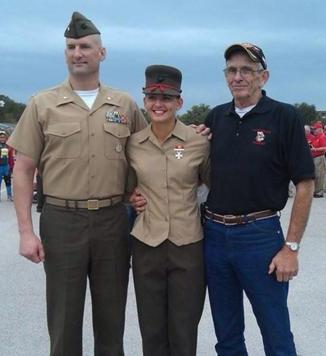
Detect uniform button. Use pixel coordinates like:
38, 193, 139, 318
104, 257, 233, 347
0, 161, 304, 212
91, 154, 95, 158
91, 175, 95, 179
236, 133, 239, 136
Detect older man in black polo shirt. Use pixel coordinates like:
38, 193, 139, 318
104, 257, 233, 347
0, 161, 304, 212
203, 43, 315, 355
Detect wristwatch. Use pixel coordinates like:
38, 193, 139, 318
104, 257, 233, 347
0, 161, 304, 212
285, 241, 300, 252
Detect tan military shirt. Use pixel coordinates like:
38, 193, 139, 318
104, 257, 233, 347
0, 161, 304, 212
127, 120, 210, 247
8, 80, 147, 199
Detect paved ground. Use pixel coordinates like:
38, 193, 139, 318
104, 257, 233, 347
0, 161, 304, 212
1, 185, 326, 355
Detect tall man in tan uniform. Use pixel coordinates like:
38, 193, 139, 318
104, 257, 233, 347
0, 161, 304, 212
8, 12, 146, 356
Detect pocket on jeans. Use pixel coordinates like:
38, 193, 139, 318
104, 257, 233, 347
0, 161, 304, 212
250, 217, 282, 234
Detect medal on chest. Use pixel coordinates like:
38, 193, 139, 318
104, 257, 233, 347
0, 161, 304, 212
174, 144, 184, 159
115, 143, 123, 153
105, 111, 127, 124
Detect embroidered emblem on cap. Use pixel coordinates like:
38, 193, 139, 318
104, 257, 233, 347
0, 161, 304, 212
105, 111, 128, 124
174, 144, 184, 159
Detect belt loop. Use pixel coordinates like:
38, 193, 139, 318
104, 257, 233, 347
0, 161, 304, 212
74, 200, 78, 210
65, 200, 69, 209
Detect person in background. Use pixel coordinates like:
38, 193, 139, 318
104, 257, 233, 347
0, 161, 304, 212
304, 124, 314, 145
0, 130, 14, 201
310, 121, 326, 197
127, 65, 210, 356
8, 11, 146, 356
203, 43, 314, 355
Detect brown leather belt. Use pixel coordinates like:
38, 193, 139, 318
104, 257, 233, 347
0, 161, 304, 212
45, 196, 123, 210
204, 208, 278, 226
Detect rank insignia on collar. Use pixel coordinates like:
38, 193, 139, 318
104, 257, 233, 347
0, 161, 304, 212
174, 144, 184, 159
105, 111, 127, 124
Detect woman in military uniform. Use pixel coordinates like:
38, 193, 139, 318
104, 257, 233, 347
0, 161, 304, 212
127, 65, 210, 356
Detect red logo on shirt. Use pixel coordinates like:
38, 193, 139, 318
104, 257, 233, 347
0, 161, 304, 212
252, 128, 271, 145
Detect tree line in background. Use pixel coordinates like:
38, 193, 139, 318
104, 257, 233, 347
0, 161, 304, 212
0, 94, 324, 128
0, 95, 26, 124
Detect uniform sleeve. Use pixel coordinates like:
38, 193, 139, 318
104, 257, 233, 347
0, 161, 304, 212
7, 97, 44, 164
129, 101, 147, 134
125, 140, 138, 194
125, 166, 137, 194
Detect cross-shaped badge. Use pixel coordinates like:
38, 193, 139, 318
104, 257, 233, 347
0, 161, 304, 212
174, 145, 184, 159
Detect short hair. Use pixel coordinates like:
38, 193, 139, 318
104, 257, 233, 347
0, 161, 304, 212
65, 34, 103, 47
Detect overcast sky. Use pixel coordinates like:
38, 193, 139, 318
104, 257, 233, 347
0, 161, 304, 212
1, 0, 325, 113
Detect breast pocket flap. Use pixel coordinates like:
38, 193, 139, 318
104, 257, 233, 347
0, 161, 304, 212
103, 123, 130, 138
46, 123, 81, 138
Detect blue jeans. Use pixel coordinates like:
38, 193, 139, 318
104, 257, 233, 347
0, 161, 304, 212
204, 216, 297, 356
0, 164, 12, 198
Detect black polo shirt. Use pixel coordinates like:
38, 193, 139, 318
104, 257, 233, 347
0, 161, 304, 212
205, 92, 315, 215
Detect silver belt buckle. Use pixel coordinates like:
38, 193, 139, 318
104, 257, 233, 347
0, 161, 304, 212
87, 199, 99, 210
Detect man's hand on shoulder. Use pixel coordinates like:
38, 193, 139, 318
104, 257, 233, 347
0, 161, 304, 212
268, 246, 298, 282
20, 232, 45, 263
190, 124, 212, 140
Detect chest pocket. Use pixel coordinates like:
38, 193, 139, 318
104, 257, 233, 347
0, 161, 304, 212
45, 122, 81, 158
103, 122, 130, 159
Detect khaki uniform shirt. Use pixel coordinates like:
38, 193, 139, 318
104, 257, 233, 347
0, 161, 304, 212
127, 120, 210, 247
8, 80, 146, 199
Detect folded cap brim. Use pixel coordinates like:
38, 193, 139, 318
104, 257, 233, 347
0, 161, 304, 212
143, 87, 181, 96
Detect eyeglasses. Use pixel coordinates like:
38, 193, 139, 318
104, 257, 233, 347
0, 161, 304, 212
223, 66, 264, 78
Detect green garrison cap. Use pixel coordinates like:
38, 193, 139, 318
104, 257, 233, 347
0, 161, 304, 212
143, 65, 182, 96
64, 12, 100, 39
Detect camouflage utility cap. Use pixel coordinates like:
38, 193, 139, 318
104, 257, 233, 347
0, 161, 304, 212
64, 11, 100, 39
143, 65, 182, 96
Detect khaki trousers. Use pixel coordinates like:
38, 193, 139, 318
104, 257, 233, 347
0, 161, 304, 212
131, 238, 206, 356
313, 155, 326, 195
40, 202, 130, 356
